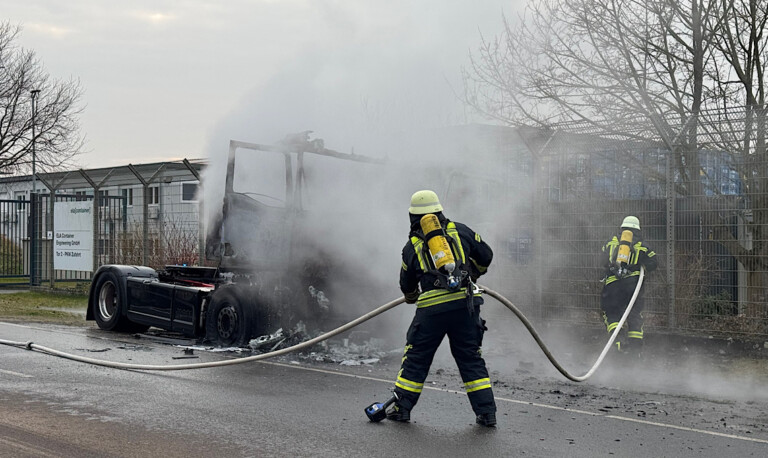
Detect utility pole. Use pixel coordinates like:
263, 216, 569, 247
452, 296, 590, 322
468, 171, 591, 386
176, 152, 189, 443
30, 89, 41, 194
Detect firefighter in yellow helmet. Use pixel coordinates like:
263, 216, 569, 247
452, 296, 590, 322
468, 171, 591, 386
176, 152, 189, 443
386, 190, 497, 426
601, 216, 657, 356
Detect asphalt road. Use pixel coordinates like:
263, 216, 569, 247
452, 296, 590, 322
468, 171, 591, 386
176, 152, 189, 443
1, 319, 767, 458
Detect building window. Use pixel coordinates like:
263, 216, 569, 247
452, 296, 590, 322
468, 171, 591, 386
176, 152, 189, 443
182, 182, 198, 202
74, 190, 88, 202
15, 192, 25, 210
122, 188, 134, 206
148, 186, 159, 205
98, 190, 109, 207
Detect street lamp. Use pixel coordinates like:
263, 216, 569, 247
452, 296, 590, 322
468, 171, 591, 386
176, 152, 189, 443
30, 89, 41, 195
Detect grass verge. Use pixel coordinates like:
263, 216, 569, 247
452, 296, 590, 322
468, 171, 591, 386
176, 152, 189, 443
0, 291, 88, 326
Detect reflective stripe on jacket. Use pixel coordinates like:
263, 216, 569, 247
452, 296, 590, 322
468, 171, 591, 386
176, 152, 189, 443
602, 235, 657, 285
410, 222, 478, 308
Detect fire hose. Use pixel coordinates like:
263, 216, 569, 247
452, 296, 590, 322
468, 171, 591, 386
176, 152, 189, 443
0, 268, 643, 380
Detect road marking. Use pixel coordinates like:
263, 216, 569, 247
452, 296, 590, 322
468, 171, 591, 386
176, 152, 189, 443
0, 369, 33, 378
261, 361, 768, 445
0, 321, 34, 329
3, 322, 766, 445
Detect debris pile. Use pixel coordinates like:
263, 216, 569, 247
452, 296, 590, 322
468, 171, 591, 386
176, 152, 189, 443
247, 323, 399, 366
248, 328, 288, 352
173, 322, 400, 366
297, 335, 395, 366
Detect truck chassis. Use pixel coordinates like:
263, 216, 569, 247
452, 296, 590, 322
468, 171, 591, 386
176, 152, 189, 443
87, 135, 383, 346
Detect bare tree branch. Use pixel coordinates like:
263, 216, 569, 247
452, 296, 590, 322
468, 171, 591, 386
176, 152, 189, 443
0, 21, 84, 175
462, 0, 768, 300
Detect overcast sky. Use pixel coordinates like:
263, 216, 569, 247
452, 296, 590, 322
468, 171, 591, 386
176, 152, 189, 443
4, 1, 524, 168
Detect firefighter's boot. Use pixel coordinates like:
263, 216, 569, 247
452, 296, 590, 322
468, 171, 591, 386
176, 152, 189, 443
386, 404, 410, 422
476, 412, 497, 427
625, 336, 645, 359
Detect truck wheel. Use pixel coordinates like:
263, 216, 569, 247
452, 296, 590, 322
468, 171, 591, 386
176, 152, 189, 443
93, 272, 128, 331
205, 289, 253, 347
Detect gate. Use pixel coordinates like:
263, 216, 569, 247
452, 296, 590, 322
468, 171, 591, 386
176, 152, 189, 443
0, 198, 30, 286
13, 193, 127, 289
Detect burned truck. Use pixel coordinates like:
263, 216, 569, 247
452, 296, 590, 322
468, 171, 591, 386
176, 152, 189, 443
86, 134, 386, 346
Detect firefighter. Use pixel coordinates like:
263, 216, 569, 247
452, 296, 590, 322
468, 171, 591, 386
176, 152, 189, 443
600, 215, 657, 356
386, 190, 497, 427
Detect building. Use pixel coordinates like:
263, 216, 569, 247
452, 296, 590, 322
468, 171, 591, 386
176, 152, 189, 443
0, 159, 206, 283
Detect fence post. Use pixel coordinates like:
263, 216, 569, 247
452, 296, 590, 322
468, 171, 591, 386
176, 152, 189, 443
28, 193, 38, 286
92, 187, 99, 274
181, 159, 204, 266
48, 192, 55, 288
142, 183, 149, 265
666, 154, 676, 328
533, 156, 544, 320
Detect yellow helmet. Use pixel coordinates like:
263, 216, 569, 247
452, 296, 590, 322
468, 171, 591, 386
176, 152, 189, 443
621, 216, 640, 230
409, 190, 443, 215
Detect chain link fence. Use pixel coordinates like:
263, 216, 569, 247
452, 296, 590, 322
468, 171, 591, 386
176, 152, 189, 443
2, 118, 767, 339
485, 109, 768, 339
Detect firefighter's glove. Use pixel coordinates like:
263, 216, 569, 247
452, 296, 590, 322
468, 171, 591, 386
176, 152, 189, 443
404, 290, 420, 304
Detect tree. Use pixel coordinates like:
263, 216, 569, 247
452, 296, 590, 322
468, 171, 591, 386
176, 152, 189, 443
0, 22, 84, 176
463, 0, 714, 187
462, 0, 768, 308
705, 0, 768, 308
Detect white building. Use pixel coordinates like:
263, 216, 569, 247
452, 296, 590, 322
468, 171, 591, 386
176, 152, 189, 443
0, 159, 207, 279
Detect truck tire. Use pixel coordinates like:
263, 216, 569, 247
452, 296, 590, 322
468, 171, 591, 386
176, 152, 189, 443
93, 272, 128, 331
92, 271, 150, 333
205, 288, 253, 347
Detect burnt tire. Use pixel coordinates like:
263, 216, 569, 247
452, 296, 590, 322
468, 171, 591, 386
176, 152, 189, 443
205, 288, 253, 347
93, 271, 130, 331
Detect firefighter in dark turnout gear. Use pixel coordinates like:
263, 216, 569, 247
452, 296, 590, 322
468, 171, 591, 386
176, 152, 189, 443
601, 216, 657, 356
387, 190, 497, 427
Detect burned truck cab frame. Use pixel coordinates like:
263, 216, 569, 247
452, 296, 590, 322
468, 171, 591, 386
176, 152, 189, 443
87, 134, 384, 347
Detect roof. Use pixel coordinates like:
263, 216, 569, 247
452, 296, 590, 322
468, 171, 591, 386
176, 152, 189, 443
0, 158, 208, 190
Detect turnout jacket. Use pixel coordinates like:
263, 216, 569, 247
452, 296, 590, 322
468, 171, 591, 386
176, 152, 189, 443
601, 231, 658, 285
400, 213, 493, 314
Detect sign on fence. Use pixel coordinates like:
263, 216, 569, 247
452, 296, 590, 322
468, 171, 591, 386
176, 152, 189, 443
54, 201, 93, 271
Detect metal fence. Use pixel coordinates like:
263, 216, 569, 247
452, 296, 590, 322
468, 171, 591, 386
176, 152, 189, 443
0, 159, 204, 291
487, 110, 768, 339
2, 123, 767, 339
0, 198, 29, 286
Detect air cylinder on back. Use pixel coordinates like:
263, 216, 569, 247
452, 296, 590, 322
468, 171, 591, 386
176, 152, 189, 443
420, 214, 456, 274
616, 230, 633, 266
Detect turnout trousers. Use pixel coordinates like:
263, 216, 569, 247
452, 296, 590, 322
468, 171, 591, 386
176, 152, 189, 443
601, 277, 645, 343
393, 306, 496, 415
